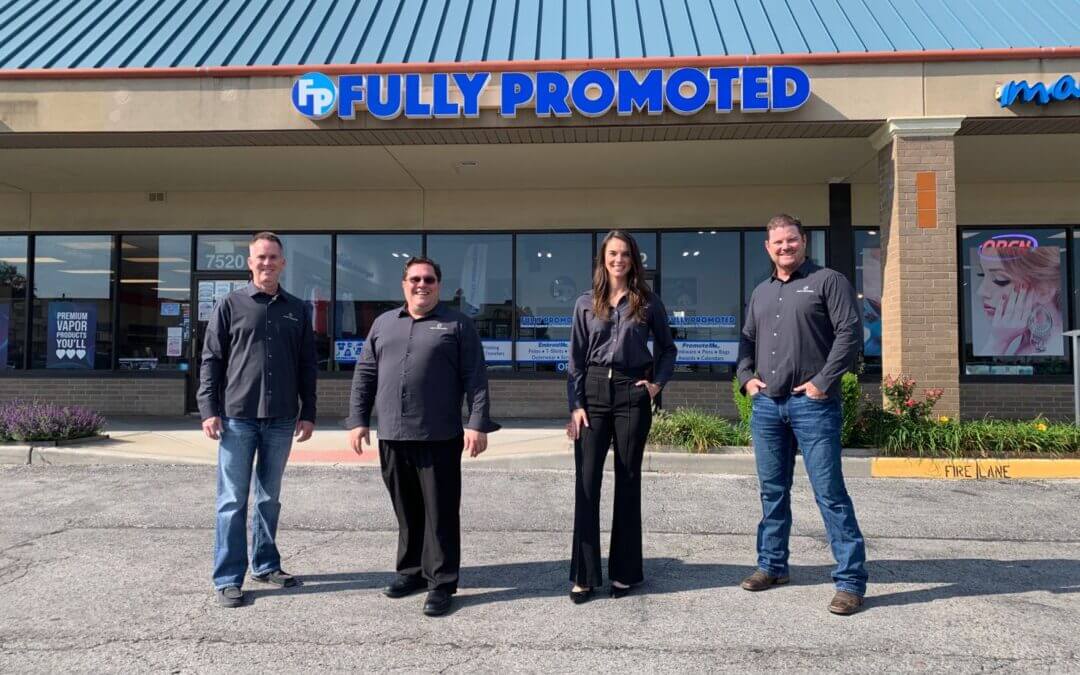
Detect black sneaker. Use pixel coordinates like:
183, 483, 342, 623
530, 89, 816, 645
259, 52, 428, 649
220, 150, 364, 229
383, 575, 427, 599
216, 586, 243, 608
250, 570, 300, 588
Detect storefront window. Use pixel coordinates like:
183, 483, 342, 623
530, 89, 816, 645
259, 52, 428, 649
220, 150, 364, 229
742, 229, 827, 309
278, 235, 332, 370
516, 233, 591, 372
961, 228, 1069, 376
118, 235, 191, 372
196, 234, 250, 272
855, 230, 882, 373
335, 234, 421, 370
0, 236, 28, 369
663, 231, 741, 374
32, 235, 113, 369
428, 234, 513, 368
595, 231, 657, 288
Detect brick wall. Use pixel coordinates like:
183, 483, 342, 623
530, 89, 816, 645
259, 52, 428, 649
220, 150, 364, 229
0, 377, 185, 415
961, 383, 1074, 422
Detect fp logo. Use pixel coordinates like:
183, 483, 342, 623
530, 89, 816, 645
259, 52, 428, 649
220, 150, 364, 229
292, 73, 337, 119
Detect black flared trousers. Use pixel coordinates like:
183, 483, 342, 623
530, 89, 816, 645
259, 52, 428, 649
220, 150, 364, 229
570, 368, 653, 587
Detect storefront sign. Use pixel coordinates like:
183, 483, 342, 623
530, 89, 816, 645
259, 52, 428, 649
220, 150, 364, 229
47, 302, 95, 369
335, 339, 364, 363
483, 340, 512, 364
674, 340, 738, 364
668, 315, 737, 328
998, 75, 1080, 107
520, 315, 572, 328
293, 67, 812, 121
516, 340, 569, 363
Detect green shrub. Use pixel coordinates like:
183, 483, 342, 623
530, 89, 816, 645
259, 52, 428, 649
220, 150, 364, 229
876, 417, 1080, 458
648, 408, 750, 453
731, 378, 752, 426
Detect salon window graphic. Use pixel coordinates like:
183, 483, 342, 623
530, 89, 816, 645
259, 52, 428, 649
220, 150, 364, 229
967, 232, 1065, 358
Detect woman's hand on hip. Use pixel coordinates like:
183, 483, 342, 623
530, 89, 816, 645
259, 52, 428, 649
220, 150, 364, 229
635, 380, 661, 400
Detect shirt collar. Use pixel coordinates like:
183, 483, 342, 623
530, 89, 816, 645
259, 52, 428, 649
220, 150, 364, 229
771, 258, 816, 282
397, 303, 448, 320
247, 282, 283, 299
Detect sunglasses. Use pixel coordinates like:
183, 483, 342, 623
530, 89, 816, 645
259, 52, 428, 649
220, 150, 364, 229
406, 275, 438, 284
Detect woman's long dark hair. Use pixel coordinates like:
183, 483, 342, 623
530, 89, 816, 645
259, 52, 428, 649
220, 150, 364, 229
592, 230, 650, 322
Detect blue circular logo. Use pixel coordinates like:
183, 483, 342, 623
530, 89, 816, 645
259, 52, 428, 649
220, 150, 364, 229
292, 72, 337, 119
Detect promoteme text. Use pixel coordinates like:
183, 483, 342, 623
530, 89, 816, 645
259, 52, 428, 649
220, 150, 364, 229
293, 67, 812, 121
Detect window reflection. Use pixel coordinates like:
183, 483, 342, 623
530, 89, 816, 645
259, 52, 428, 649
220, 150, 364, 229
0, 235, 28, 369
428, 234, 513, 368
335, 234, 422, 370
118, 235, 191, 371
278, 235, 332, 370
32, 235, 113, 369
516, 233, 591, 372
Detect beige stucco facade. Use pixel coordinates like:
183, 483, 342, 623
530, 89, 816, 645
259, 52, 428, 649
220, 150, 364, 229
0, 57, 1078, 419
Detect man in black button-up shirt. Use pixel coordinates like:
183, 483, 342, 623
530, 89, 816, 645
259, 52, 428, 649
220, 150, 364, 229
347, 255, 498, 617
736, 215, 868, 616
197, 232, 317, 608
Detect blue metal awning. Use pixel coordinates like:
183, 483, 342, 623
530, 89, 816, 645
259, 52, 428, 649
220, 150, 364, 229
0, 0, 1077, 70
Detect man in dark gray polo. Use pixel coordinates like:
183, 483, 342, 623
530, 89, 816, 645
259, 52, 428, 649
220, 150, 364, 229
198, 231, 317, 608
736, 214, 867, 615
347, 255, 498, 617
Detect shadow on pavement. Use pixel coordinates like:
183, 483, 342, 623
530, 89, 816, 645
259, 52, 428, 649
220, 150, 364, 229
245, 557, 1080, 610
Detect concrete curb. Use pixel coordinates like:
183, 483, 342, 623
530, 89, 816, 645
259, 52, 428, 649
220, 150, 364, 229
871, 457, 1080, 480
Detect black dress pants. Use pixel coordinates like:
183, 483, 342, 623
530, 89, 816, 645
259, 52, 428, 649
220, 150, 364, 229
379, 436, 464, 593
570, 369, 653, 587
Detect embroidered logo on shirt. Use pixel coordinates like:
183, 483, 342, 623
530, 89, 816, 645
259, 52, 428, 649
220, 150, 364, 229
282, 312, 300, 322
795, 285, 815, 294
429, 322, 448, 331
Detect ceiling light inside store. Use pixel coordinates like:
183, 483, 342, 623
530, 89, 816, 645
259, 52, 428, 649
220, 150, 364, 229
3, 257, 64, 264
59, 269, 112, 274
120, 279, 162, 284
693, 251, 700, 256
454, 160, 479, 173
682, 251, 689, 257
58, 242, 134, 250
154, 287, 190, 292
123, 257, 188, 263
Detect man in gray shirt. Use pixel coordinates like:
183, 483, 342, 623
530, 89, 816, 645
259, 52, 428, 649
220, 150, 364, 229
736, 214, 867, 615
198, 232, 317, 608
347, 255, 498, 617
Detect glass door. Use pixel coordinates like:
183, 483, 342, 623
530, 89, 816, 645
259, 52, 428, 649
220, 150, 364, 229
186, 272, 250, 414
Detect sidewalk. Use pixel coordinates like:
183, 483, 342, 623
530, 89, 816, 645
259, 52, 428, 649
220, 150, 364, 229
0, 415, 879, 477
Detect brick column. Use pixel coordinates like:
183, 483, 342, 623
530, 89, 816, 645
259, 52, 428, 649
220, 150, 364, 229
871, 117, 964, 418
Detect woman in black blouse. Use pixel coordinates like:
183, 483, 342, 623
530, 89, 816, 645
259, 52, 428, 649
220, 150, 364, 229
566, 230, 677, 603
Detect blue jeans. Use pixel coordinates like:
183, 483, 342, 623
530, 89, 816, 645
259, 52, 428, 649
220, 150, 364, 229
750, 394, 867, 596
213, 416, 295, 590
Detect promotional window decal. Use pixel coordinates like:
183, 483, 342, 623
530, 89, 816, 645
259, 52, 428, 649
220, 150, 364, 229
970, 237, 1064, 357
47, 302, 96, 369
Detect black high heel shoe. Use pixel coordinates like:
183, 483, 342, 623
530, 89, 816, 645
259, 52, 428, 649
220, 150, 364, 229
569, 587, 595, 604
609, 583, 632, 599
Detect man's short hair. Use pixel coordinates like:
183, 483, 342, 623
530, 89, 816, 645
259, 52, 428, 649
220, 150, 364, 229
251, 231, 284, 252
403, 256, 442, 282
765, 214, 805, 237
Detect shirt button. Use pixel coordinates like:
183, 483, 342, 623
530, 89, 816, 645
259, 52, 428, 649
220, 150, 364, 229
771, 370, 776, 374
773, 333, 778, 337
771, 351, 776, 355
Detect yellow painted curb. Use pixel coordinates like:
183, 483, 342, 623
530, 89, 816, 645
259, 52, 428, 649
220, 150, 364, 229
871, 457, 1080, 480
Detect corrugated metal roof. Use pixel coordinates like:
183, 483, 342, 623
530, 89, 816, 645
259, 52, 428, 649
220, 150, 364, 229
0, 0, 1078, 70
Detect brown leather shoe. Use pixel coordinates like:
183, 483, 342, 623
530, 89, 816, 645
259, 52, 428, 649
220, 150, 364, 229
828, 590, 864, 615
740, 570, 790, 591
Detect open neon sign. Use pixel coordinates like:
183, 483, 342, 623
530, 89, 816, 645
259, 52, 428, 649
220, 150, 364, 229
978, 233, 1039, 261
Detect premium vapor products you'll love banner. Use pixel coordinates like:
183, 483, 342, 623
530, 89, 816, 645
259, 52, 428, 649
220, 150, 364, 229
291, 66, 812, 120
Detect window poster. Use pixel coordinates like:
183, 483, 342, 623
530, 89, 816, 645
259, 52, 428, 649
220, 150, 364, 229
47, 301, 96, 369
969, 234, 1064, 357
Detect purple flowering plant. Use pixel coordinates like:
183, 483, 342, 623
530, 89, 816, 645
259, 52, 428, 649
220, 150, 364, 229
0, 400, 104, 442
